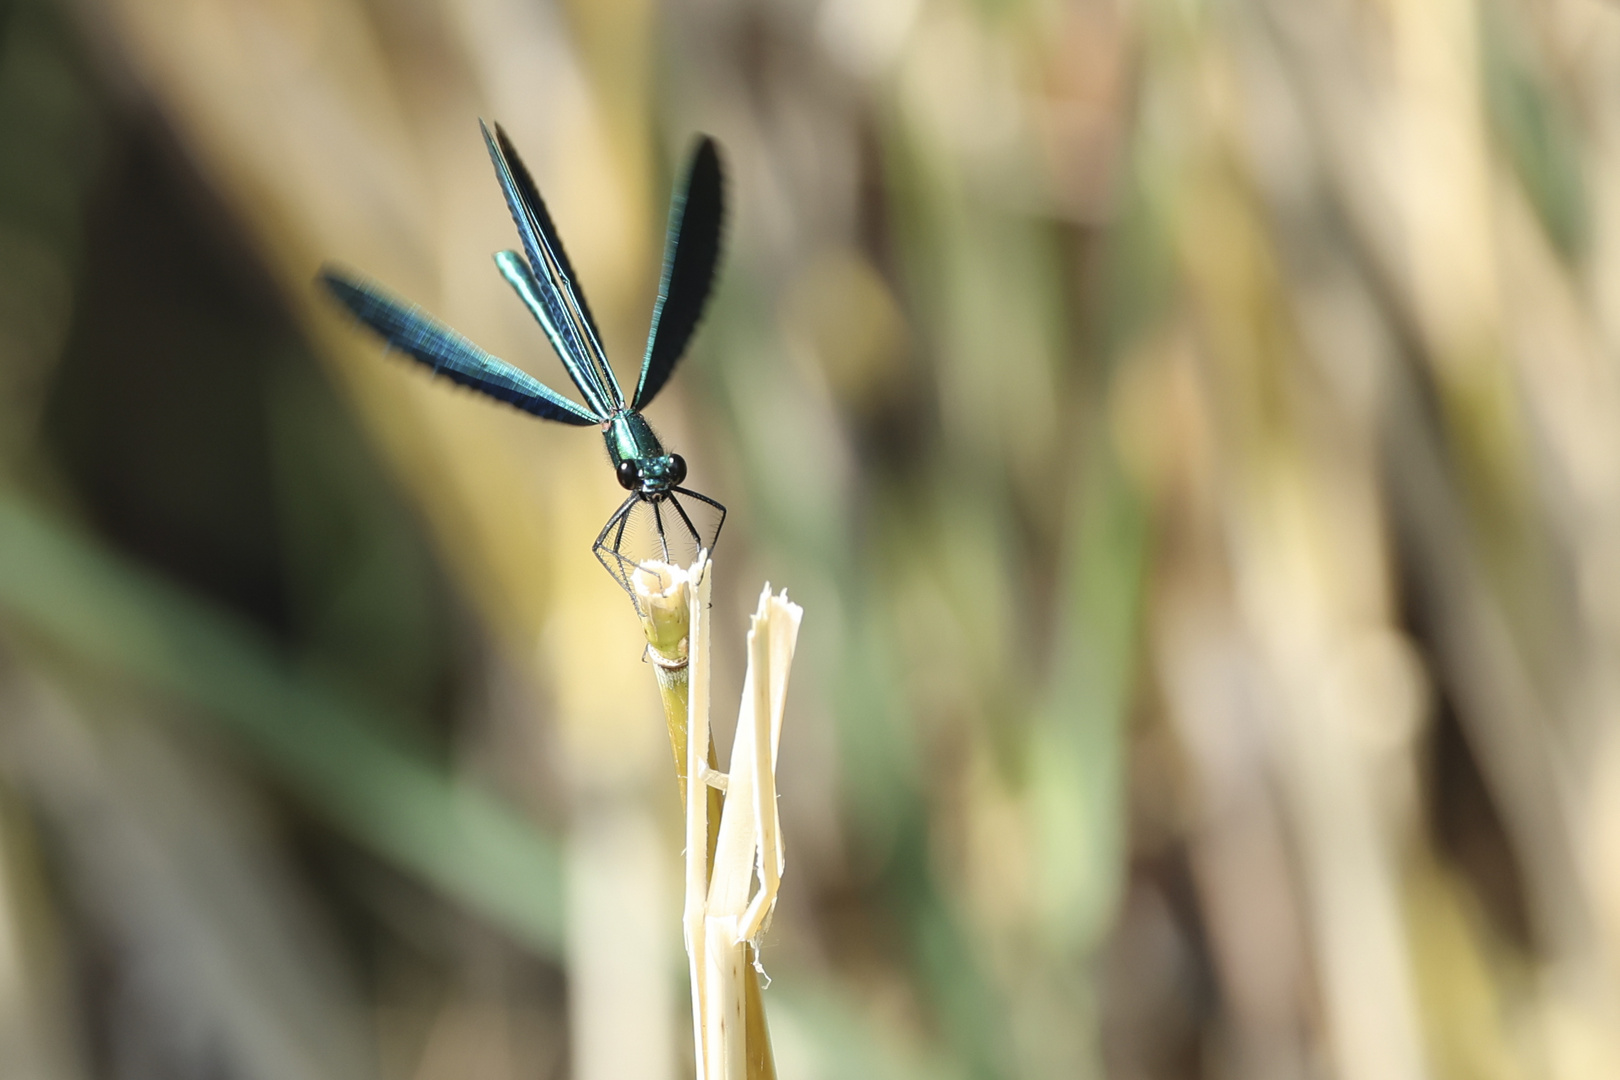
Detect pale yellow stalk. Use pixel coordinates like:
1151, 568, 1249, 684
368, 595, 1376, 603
633, 557, 801, 1080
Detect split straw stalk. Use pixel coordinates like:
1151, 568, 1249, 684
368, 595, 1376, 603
634, 555, 801, 1080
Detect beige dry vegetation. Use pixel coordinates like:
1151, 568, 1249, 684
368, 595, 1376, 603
0, 0, 1619, 1077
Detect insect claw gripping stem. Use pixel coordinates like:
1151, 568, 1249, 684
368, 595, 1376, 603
594, 489, 726, 612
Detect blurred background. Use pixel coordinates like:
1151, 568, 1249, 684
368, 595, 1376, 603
1, 0, 1619, 1077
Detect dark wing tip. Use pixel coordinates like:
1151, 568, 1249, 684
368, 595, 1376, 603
317, 263, 351, 291
687, 137, 723, 231
486, 123, 531, 184
317, 264, 371, 312
690, 134, 721, 180
682, 136, 723, 220
478, 119, 509, 177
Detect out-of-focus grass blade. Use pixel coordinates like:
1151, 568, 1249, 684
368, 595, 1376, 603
1481, 0, 1587, 262
770, 984, 966, 1080
1035, 440, 1150, 955
1486, 75, 1587, 264
0, 491, 563, 954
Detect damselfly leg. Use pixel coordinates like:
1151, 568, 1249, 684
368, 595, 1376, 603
594, 488, 727, 599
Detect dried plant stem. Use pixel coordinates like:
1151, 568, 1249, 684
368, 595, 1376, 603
637, 562, 779, 1080
642, 602, 725, 860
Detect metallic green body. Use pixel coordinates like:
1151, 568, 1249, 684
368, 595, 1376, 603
604, 411, 681, 492
604, 411, 664, 466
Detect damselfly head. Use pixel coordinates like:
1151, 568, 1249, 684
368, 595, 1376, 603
616, 452, 688, 493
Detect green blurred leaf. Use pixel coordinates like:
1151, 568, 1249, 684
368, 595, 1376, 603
0, 490, 564, 953
1481, 0, 1588, 262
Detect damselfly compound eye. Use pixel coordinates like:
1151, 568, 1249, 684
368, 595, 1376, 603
617, 460, 639, 490
669, 454, 688, 486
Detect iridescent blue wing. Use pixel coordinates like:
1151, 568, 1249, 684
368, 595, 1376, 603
634, 137, 724, 411
482, 121, 624, 412
320, 268, 599, 426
